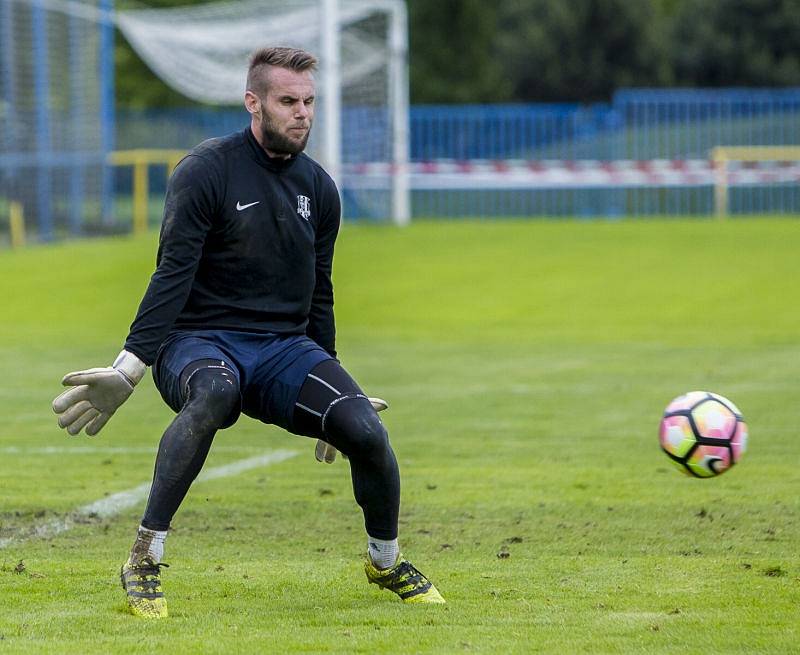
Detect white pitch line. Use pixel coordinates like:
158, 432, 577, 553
0, 449, 298, 550
0, 445, 274, 455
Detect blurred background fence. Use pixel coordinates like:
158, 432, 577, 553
115, 87, 800, 221
3, 0, 800, 242
4, 89, 800, 239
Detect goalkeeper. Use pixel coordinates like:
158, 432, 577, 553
52, 46, 444, 618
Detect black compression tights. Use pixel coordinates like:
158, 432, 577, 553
293, 359, 400, 540
141, 366, 239, 531
140, 359, 399, 540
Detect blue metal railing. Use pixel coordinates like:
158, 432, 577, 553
116, 89, 800, 163
6, 86, 799, 239
111, 89, 800, 218
614, 88, 800, 160
408, 103, 622, 160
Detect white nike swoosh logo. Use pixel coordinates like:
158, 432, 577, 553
236, 201, 260, 211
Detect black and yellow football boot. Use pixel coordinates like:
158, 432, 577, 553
120, 556, 169, 618
364, 554, 445, 604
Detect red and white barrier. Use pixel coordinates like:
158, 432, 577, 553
343, 159, 800, 189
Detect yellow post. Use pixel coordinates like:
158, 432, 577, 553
711, 145, 800, 219
711, 147, 728, 220
133, 158, 149, 235
9, 201, 26, 248
108, 149, 186, 234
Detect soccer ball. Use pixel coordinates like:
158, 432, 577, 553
659, 391, 748, 478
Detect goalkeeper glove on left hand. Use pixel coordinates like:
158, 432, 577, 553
52, 350, 146, 436
315, 397, 388, 463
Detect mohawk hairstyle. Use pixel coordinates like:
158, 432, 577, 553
247, 46, 318, 96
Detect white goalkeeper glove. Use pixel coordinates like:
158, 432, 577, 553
52, 350, 147, 436
315, 397, 388, 464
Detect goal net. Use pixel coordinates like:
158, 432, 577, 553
0, 0, 114, 241
115, 0, 410, 224
0, 0, 408, 240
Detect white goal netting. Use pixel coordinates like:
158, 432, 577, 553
116, 0, 409, 222
0, 0, 408, 240
1, 0, 114, 240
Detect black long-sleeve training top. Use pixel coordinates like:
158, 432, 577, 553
123, 127, 340, 366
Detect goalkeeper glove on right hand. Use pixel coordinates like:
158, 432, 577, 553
52, 350, 146, 436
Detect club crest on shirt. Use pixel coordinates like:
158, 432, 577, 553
297, 195, 311, 221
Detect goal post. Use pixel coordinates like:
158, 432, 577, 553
320, 0, 341, 188
388, 0, 410, 225
115, 0, 411, 225
712, 146, 800, 219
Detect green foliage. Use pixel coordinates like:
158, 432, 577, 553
493, 0, 673, 103
113, 0, 800, 107
114, 0, 207, 108
408, 0, 512, 103
408, 0, 800, 102
115, 35, 192, 109
671, 0, 800, 87
2, 218, 800, 652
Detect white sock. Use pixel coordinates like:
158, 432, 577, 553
368, 536, 399, 569
131, 525, 168, 563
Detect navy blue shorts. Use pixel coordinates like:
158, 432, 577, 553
152, 330, 333, 433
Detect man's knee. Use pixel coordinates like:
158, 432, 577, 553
181, 363, 241, 430
325, 397, 390, 460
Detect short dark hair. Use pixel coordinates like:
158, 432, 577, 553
247, 46, 318, 96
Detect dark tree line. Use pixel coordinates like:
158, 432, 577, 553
116, 0, 800, 108
409, 0, 800, 103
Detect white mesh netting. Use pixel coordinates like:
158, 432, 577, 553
117, 0, 390, 105
1, 0, 112, 238
116, 0, 408, 220
0, 0, 408, 237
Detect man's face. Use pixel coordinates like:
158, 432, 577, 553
249, 67, 315, 157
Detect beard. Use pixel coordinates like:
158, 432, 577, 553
259, 111, 311, 156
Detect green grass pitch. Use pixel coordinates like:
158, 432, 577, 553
1, 217, 799, 653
